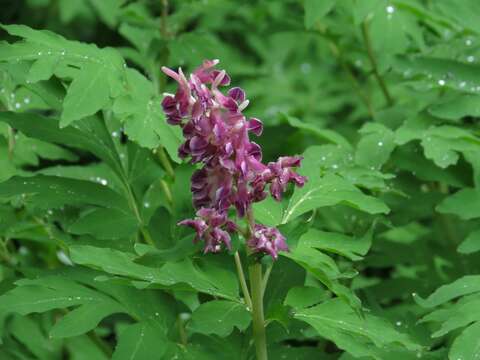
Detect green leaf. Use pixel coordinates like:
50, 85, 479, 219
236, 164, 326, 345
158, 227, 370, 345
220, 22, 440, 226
283, 242, 361, 309
188, 300, 251, 337
87, 0, 122, 28
70, 245, 239, 300
253, 196, 283, 227
429, 94, 480, 121
0, 275, 117, 315
436, 188, 480, 220
299, 228, 372, 261
284, 168, 389, 224
458, 228, 480, 254
294, 299, 421, 359
396, 116, 480, 169
0, 24, 127, 123
304, 0, 336, 29
0, 112, 124, 176
421, 126, 480, 168
284, 286, 327, 309
113, 69, 182, 160
61, 62, 111, 126
449, 322, 480, 360
355, 123, 395, 170
283, 146, 389, 224
10, 315, 62, 359
414, 275, 480, 308
394, 56, 480, 92
65, 335, 109, 360
27, 56, 59, 83
0, 175, 130, 211
283, 114, 351, 148
69, 208, 139, 240
112, 322, 167, 360
50, 302, 125, 338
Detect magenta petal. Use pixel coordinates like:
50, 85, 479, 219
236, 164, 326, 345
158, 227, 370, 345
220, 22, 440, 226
228, 87, 246, 102
248, 118, 263, 136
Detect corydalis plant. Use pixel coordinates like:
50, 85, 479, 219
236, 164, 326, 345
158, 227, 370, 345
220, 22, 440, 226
161, 59, 306, 260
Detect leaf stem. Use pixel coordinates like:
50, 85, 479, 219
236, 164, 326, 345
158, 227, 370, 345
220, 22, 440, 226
327, 40, 375, 118
361, 21, 394, 106
157, 146, 175, 179
124, 182, 155, 246
0, 237, 13, 265
177, 314, 188, 345
261, 263, 273, 298
246, 209, 268, 360
234, 251, 253, 309
160, 179, 173, 205
7, 126, 15, 160
160, 0, 169, 39
248, 259, 268, 360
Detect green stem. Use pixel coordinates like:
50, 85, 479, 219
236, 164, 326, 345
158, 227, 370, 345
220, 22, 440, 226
157, 146, 175, 179
234, 251, 252, 309
246, 210, 268, 360
248, 260, 268, 360
261, 263, 273, 298
177, 314, 188, 345
361, 21, 394, 107
160, 179, 173, 205
124, 182, 155, 246
0, 237, 13, 265
7, 126, 15, 160
327, 39, 375, 118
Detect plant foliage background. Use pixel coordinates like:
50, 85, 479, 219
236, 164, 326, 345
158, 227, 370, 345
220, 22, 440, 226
0, 0, 479, 359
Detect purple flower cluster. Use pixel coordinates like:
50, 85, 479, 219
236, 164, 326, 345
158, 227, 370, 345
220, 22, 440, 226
162, 59, 306, 259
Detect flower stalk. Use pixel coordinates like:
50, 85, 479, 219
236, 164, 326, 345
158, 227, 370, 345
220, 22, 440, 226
161, 59, 307, 359
249, 258, 268, 360
234, 251, 252, 309
246, 209, 268, 360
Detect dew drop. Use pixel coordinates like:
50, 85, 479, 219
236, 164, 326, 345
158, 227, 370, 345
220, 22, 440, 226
386, 5, 395, 14
24, 97, 30, 104
467, 55, 475, 63
438, 79, 446, 86
111, 131, 118, 138
378, 141, 383, 146
466, 39, 473, 46
144, 202, 150, 208
15, 102, 21, 109
100, 179, 108, 186
459, 81, 467, 88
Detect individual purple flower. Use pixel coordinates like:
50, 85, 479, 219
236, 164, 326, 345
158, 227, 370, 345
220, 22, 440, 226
162, 60, 306, 259
248, 225, 289, 260
179, 208, 237, 253
253, 156, 307, 201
